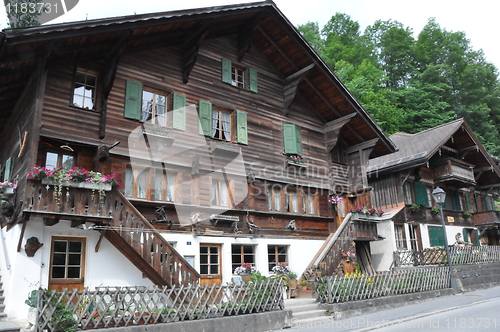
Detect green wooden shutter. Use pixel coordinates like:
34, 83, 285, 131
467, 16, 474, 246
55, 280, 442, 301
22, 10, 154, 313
464, 193, 471, 211
462, 228, 469, 243
3, 157, 11, 181
295, 125, 302, 156
221, 58, 232, 84
428, 226, 445, 247
172, 93, 186, 131
413, 181, 428, 206
482, 196, 490, 211
124, 80, 142, 120
249, 68, 258, 93
474, 229, 480, 245
236, 110, 248, 145
452, 191, 462, 211
283, 124, 300, 155
198, 100, 212, 136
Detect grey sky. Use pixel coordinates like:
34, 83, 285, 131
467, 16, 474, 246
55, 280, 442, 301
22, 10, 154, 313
1, 0, 498, 71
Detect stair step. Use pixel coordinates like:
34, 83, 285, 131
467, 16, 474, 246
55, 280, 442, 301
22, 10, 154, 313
292, 309, 327, 321
0, 304, 5, 313
0, 321, 21, 332
287, 303, 321, 314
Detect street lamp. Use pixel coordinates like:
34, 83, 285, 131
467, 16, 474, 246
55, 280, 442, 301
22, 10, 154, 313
431, 186, 458, 292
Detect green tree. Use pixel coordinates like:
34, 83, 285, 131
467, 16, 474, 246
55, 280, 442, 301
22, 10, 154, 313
4, 0, 43, 28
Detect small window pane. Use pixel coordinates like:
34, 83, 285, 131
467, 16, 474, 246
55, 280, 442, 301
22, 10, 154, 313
210, 265, 219, 274
52, 253, 66, 265
45, 152, 59, 170
137, 170, 147, 198
52, 267, 65, 279
124, 167, 134, 197
67, 267, 81, 278
68, 241, 81, 253
68, 254, 81, 266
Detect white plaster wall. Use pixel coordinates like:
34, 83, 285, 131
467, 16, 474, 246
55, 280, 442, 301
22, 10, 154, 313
160, 233, 324, 283
420, 224, 469, 249
369, 220, 395, 272
1, 219, 153, 321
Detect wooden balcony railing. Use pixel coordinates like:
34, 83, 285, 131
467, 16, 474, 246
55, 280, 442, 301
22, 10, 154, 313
472, 210, 500, 225
25, 180, 200, 287
434, 158, 475, 184
351, 218, 378, 240
404, 205, 476, 226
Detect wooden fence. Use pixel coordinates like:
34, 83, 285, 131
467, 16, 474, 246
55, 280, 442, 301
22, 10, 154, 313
316, 267, 450, 304
393, 246, 500, 267
35, 279, 284, 331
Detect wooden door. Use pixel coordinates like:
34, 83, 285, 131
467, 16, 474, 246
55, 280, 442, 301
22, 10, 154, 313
48, 237, 86, 291
199, 244, 222, 286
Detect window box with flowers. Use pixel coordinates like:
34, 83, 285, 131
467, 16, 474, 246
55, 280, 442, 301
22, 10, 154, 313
0, 181, 17, 198
349, 205, 384, 220
431, 204, 440, 215
286, 155, 306, 168
27, 166, 122, 204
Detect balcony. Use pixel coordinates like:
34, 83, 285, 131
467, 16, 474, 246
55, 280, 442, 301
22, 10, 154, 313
472, 210, 500, 226
404, 205, 475, 226
350, 216, 378, 240
434, 158, 475, 185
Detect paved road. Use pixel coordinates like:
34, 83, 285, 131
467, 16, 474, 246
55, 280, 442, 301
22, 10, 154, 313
284, 286, 500, 332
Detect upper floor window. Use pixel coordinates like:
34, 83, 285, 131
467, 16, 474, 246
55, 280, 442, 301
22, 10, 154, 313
124, 80, 186, 131
124, 166, 177, 202
283, 124, 302, 156
73, 71, 96, 110
212, 107, 232, 141
268, 185, 282, 211
302, 191, 316, 215
142, 90, 168, 126
45, 151, 74, 171
285, 189, 298, 213
198, 100, 248, 145
211, 178, 231, 207
221, 58, 257, 93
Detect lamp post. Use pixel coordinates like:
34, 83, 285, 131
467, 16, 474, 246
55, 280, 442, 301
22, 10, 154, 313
431, 186, 458, 292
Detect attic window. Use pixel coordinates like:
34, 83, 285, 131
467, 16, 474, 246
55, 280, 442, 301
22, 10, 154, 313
72, 71, 96, 110
221, 58, 257, 93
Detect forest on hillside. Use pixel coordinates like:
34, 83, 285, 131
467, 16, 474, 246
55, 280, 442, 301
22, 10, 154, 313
297, 15, 500, 156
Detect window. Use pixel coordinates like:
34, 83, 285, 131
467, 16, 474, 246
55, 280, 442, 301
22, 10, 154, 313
45, 151, 74, 171
231, 67, 245, 88
3, 157, 12, 182
124, 80, 186, 130
124, 166, 176, 201
221, 58, 257, 93
428, 226, 445, 247
200, 244, 220, 275
198, 101, 248, 144
268, 245, 288, 272
268, 185, 282, 211
404, 182, 413, 204
283, 124, 302, 156
395, 224, 406, 249
212, 179, 231, 207
142, 89, 168, 126
285, 189, 298, 213
231, 244, 255, 273
73, 71, 96, 109
302, 191, 316, 215
413, 181, 429, 206
212, 107, 232, 141
50, 237, 85, 280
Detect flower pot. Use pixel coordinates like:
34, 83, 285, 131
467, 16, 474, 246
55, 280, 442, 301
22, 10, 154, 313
300, 285, 307, 291
288, 279, 298, 289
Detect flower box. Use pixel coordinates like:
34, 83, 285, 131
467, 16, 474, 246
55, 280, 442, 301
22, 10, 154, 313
210, 141, 241, 155
41, 178, 112, 191
286, 159, 307, 168
351, 213, 381, 222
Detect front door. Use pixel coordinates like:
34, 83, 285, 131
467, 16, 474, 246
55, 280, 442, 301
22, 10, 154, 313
199, 244, 222, 286
48, 237, 86, 291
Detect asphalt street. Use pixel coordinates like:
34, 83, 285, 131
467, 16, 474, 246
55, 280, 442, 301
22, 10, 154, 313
283, 286, 500, 332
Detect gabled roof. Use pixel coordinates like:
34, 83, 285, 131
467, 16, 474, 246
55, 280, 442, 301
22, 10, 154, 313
367, 118, 500, 188
0, 0, 396, 157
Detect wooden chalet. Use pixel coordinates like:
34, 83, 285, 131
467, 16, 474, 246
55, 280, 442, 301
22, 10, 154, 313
367, 119, 500, 270
0, 1, 396, 318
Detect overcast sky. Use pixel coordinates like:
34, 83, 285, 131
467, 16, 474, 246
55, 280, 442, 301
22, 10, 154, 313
1, 0, 499, 71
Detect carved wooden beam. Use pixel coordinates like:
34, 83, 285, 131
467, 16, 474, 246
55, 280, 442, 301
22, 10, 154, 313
95, 230, 106, 252
324, 113, 356, 152
99, 29, 133, 139
238, 12, 268, 62
284, 64, 314, 113
182, 22, 212, 84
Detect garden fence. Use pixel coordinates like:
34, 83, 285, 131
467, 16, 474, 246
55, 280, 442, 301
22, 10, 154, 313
316, 267, 450, 304
36, 278, 283, 331
393, 245, 500, 267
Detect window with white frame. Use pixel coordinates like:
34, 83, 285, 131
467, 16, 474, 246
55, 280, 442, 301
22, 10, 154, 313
285, 189, 298, 213
211, 107, 233, 141
231, 244, 255, 273
142, 89, 169, 126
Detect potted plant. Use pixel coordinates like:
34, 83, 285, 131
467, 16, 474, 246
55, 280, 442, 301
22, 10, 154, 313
431, 204, 440, 215
318, 261, 326, 270
234, 263, 256, 282
0, 181, 16, 196
463, 211, 472, 217
299, 280, 308, 291
410, 204, 420, 213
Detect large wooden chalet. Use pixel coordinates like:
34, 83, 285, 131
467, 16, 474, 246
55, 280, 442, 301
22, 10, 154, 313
0, 1, 396, 319
367, 119, 500, 270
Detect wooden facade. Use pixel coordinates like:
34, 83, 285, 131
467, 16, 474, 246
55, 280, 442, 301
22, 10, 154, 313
0, 2, 396, 287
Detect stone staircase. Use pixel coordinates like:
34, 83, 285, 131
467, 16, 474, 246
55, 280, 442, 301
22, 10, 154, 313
285, 298, 331, 328
0, 272, 21, 332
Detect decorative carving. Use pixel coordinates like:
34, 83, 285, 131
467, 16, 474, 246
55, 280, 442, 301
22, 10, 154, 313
287, 219, 296, 230
25, 237, 43, 257
152, 206, 173, 225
